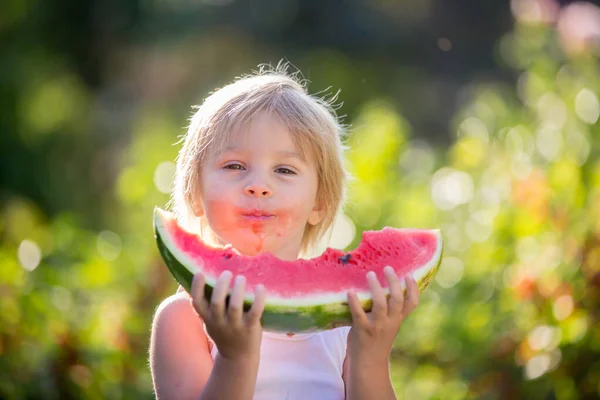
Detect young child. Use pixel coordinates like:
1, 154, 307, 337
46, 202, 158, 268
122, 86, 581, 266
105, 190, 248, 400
149, 64, 420, 400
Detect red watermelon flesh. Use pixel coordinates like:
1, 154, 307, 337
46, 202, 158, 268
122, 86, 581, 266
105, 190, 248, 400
156, 208, 443, 301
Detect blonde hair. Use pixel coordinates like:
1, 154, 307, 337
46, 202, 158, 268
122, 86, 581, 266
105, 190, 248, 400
170, 63, 348, 255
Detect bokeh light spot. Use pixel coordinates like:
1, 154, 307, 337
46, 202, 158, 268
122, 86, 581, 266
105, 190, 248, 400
431, 168, 474, 210
154, 161, 176, 194
525, 353, 551, 380
435, 257, 464, 288
18, 239, 41, 271
565, 129, 591, 166
527, 325, 561, 351
575, 88, 600, 125
97, 231, 122, 261
553, 295, 574, 321
511, 0, 558, 24
458, 117, 489, 142
537, 92, 567, 129
536, 125, 563, 161
437, 37, 452, 52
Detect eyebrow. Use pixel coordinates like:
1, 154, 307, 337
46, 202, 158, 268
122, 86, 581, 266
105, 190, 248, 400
221, 146, 306, 162
277, 150, 306, 161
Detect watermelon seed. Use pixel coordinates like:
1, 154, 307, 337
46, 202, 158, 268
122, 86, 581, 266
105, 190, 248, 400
339, 254, 351, 265
223, 253, 232, 260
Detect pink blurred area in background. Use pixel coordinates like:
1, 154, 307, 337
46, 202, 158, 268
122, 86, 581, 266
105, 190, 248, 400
512, 0, 600, 56
557, 2, 600, 55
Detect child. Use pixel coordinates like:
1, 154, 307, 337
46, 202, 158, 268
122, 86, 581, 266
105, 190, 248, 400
149, 64, 420, 400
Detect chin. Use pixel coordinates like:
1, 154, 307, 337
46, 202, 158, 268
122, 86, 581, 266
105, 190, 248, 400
228, 234, 278, 256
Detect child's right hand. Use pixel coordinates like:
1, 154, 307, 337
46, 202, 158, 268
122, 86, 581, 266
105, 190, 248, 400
190, 271, 266, 361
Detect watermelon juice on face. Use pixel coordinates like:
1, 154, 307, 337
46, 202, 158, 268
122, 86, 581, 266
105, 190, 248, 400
150, 64, 440, 400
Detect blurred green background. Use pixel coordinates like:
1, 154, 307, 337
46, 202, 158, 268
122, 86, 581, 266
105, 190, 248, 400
1, 0, 600, 398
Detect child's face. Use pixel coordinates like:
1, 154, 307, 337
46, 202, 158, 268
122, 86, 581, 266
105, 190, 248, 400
197, 112, 322, 260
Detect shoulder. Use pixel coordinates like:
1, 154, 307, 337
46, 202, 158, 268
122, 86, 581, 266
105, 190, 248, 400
150, 292, 212, 359
153, 292, 193, 324
152, 292, 216, 354
150, 293, 213, 399
152, 292, 205, 337
155, 291, 193, 315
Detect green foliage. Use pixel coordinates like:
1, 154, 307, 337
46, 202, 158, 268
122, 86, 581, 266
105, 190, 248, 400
1, 4, 600, 399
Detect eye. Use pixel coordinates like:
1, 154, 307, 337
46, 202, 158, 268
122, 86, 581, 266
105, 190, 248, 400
275, 167, 296, 175
224, 163, 245, 171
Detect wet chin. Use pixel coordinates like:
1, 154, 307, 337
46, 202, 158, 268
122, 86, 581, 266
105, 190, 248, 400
228, 231, 278, 256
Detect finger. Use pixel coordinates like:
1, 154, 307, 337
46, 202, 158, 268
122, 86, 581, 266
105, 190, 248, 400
347, 291, 369, 326
367, 271, 387, 320
246, 284, 266, 325
402, 276, 420, 317
384, 266, 404, 318
210, 271, 233, 324
191, 273, 210, 320
227, 275, 246, 325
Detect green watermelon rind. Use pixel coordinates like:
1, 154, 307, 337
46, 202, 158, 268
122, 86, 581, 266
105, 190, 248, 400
154, 207, 443, 332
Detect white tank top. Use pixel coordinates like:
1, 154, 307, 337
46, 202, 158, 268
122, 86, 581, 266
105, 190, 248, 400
208, 327, 351, 400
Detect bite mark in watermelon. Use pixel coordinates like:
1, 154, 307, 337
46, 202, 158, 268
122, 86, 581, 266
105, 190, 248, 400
154, 207, 443, 332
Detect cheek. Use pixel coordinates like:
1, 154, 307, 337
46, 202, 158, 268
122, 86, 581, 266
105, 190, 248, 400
274, 192, 316, 231
204, 196, 229, 215
202, 195, 238, 238
199, 175, 235, 221
200, 169, 231, 199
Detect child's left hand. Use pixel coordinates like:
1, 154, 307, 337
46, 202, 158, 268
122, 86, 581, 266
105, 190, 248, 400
346, 266, 420, 365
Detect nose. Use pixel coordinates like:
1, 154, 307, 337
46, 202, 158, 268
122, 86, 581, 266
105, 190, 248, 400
244, 182, 272, 197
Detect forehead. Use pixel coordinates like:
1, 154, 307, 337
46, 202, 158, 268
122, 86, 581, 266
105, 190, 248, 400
210, 111, 313, 161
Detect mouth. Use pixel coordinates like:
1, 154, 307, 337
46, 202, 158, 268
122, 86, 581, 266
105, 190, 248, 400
241, 209, 276, 221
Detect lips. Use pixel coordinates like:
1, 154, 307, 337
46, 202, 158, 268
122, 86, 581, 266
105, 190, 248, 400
241, 209, 276, 221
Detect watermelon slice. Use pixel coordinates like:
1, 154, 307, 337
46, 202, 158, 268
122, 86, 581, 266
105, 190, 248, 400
154, 207, 443, 332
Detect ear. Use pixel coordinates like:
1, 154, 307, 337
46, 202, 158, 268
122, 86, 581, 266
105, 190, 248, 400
191, 198, 205, 217
307, 204, 324, 226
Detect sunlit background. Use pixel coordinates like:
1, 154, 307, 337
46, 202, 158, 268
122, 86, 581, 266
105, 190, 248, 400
1, 0, 600, 398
